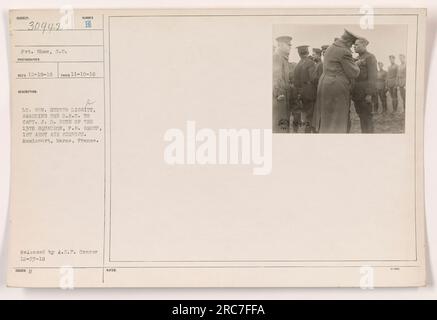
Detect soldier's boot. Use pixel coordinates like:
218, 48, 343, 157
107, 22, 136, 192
368, 119, 374, 133
300, 111, 307, 128
392, 92, 398, 112
304, 123, 312, 133
382, 97, 388, 114
304, 109, 314, 133
363, 115, 374, 133
372, 94, 379, 113
400, 87, 406, 112
359, 117, 366, 133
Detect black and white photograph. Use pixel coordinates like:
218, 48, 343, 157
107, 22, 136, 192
273, 25, 408, 134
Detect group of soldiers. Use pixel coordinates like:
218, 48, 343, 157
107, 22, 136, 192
273, 29, 407, 133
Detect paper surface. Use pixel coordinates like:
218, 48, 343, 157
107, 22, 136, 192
7, 8, 426, 287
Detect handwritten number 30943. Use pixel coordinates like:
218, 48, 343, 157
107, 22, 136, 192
27, 21, 61, 33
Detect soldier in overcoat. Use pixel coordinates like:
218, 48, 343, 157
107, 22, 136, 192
273, 36, 293, 133
312, 30, 361, 133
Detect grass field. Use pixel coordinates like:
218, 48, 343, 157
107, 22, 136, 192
349, 93, 405, 134
349, 109, 405, 134
292, 92, 405, 134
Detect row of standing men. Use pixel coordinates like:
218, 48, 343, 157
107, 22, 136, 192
273, 29, 407, 133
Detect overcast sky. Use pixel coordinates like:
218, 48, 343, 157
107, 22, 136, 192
273, 24, 408, 68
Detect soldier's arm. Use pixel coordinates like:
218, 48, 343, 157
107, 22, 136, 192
366, 54, 378, 95
397, 66, 404, 87
385, 71, 388, 88
340, 50, 360, 79
293, 64, 302, 89
272, 55, 285, 97
310, 66, 318, 84
307, 61, 317, 84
